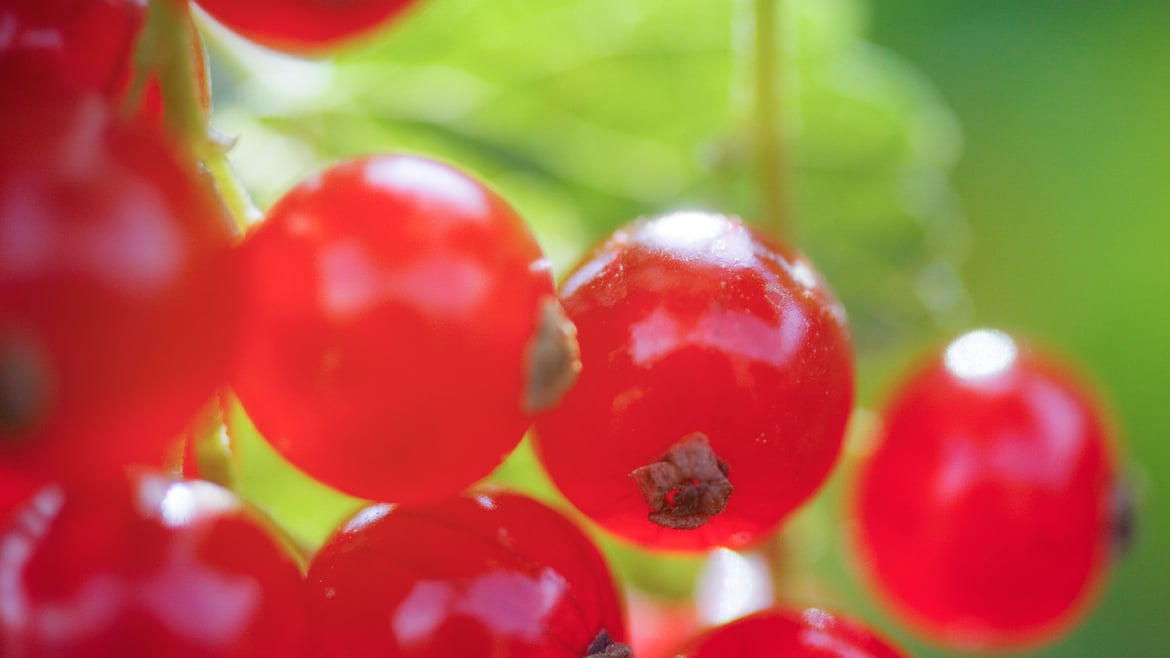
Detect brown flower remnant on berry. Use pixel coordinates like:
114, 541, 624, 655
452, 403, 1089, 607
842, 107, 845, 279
584, 629, 634, 658
628, 432, 733, 530
523, 296, 582, 413
0, 332, 51, 440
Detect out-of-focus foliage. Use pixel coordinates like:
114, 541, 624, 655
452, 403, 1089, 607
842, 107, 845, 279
207, 0, 969, 355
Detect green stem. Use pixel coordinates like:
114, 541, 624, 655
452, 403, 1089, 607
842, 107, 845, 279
752, 0, 790, 239
129, 0, 257, 237
188, 394, 238, 490
127, 2, 256, 489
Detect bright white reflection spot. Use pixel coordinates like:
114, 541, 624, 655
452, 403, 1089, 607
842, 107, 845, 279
363, 157, 489, 221
944, 329, 1017, 381
139, 552, 261, 648
319, 240, 490, 319
158, 482, 238, 528
789, 259, 819, 290
638, 212, 754, 266
345, 504, 393, 533
0, 485, 65, 631
559, 249, 615, 299
801, 608, 834, 629
159, 485, 197, 527
457, 568, 566, 640
472, 495, 497, 510
393, 581, 456, 647
695, 548, 774, 626
0, 177, 182, 295
628, 309, 680, 366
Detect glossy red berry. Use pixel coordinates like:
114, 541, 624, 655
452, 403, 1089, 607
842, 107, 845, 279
231, 154, 574, 503
854, 329, 1121, 650
675, 608, 907, 658
0, 97, 240, 482
534, 211, 854, 551
194, 0, 419, 53
307, 490, 629, 658
0, 470, 309, 657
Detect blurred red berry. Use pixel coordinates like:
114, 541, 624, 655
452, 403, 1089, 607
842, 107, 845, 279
195, 0, 419, 53
0, 0, 209, 118
0, 96, 240, 482
854, 329, 1122, 650
307, 490, 629, 658
0, 470, 309, 657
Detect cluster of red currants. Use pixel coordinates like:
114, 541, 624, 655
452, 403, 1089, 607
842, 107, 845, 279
0, 1, 1128, 657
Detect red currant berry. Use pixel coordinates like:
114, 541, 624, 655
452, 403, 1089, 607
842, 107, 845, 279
675, 608, 907, 658
854, 329, 1122, 650
0, 1, 209, 118
194, 0, 419, 53
0, 470, 309, 657
0, 97, 239, 482
231, 154, 575, 503
307, 490, 629, 658
534, 211, 854, 551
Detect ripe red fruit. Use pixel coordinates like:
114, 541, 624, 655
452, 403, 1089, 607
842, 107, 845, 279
675, 608, 907, 658
307, 490, 629, 658
534, 211, 854, 551
231, 154, 574, 503
194, 0, 418, 53
0, 97, 240, 482
0, 0, 209, 118
0, 470, 309, 657
854, 329, 1122, 650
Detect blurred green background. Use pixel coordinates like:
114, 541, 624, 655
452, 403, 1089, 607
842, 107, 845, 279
202, 0, 1169, 655
870, 2, 1170, 656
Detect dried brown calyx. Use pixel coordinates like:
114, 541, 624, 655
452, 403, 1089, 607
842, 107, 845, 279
0, 332, 50, 440
584, 629, 633, 658
523, 296, 581, 414
628, 432, 732, 530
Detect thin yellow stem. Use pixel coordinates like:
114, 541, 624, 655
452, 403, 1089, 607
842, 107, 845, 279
131, 0, 258, 237
752, 0, 790, 240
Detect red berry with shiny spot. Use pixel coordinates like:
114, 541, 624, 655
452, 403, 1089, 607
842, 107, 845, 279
195, 0, 419, 53
534, 211, 854, 551
676, 608, 907, 658
0, 471, 309, 657
307, 490, 629, 658
0, 97, 239, 482
854, 329, 1122, 650
231, 154, 574, 503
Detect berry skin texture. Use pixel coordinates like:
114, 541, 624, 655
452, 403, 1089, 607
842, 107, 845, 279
0, 471, 309, 657
0, 97, 239, 482
534, 211, 854, 551
231, 154, 569, 504
854, 329, 1120, 651
194, 0, 418, 53
307, 490, 630, 658
675, 608, 907, 658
